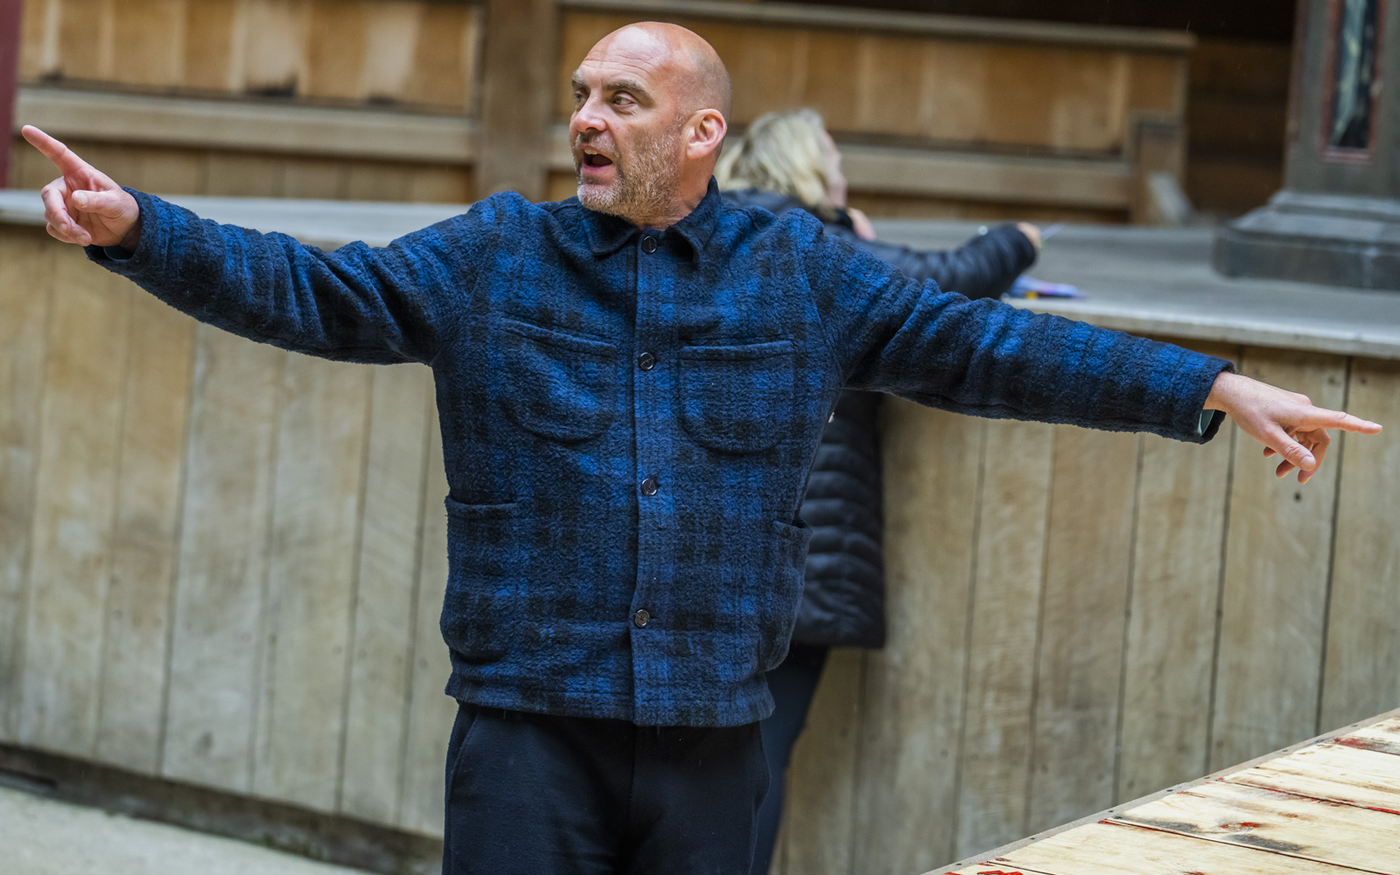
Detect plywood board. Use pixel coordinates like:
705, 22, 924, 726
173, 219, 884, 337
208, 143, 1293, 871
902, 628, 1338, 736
20, 257, 132, 757
1211, 349, 1347, 770
252, 355, 370, 812
340, 364, 432, 824
95, 294, 196, 774
161, 328, 284, 793
1113, 779, 1400, 872
949, 820, 1373, 875
1228, 741, 1400, 813
0, 231, 54, 744
852, 402, 982, 874
1025, 425, 1139, 833
1320, 358, 1400, 730
1336, 717, 1400, 756
397, 409, 454, 836
1117, 341, 1237, 801
781, 646, 864, 875
955, 419, 1054, 858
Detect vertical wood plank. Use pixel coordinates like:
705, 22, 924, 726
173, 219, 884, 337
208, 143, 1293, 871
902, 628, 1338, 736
109, 0, 185, 87
399, 2, 479, 111
0, 230, 55, 743
1211, 349, 1346, 770
161, 327, 283, 793
340, 364, 432, 824
780, 647, 865, 875
1117, 343, 1236, 802
477, 0, 556, 200
358, 0, 421, 102
94, 294, 196, 774
303, 0, 368, 102
252, 355, 371, 812
955, 419, 1054, 858
182, 0, 236, 92
1025, 426, 1140, 834
204, 153, 284, 197
398, 406, 455, 836
234, 0, 309, 95
852, 401, 982, 874
19, 254, 132, 757
1320, 357, 1400, 729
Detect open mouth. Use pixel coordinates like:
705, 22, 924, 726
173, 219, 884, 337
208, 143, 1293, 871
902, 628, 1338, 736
581, 149, 614, 169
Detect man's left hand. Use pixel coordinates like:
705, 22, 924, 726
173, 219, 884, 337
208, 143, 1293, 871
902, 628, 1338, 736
1205, 371, 1382, 483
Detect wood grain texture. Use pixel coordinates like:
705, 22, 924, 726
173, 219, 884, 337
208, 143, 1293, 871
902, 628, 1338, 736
340, 364, 432, 824
19, 254, 132, 757
955, 420, 1054, 859
397, 408, 454, 837
852, 401, 982, 875
1113, 779, 1400, 871
993, 819, 1372, 875
94, 293, 196, 773
161, 327, 284, 793
780, 646, 865, 875
252, 355, 371, 812
1211, 349, 1347, 770
1025, 425, 1140, 833
1228, 741, 1400, 813
1117, 341, 1238, 801
0, 231, 54, 744
1320, 358, 1400, 730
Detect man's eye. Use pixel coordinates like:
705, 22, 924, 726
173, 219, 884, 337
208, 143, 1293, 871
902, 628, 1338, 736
613, 95, 633, 106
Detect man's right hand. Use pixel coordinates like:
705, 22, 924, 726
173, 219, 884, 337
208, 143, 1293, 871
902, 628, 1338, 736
22, 125, 141, 251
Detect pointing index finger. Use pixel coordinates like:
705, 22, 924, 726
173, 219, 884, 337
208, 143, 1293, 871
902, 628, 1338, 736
21, 125, 91, 178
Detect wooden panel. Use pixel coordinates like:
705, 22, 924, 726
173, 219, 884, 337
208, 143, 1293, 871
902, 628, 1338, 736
340, 364, 432, 824
397, 408, 455, 836
1114, 779, 1400, 871
1320, 358, 1400, 730
302, 0, 369, 102
1025, 426, 1139, 833
1117, 342, 1237, 801
110, 0, 185, 88
0, 230, 54, 743
17, 0, 50, 80
161, 328, 284, 793
234, 0, 309, 95
252, 355, 370, 812
1211, 350, 1347, 770
852, 402, 982, 874
54, 0, 109, 81
94, 294, 196, 773
399, 3, 481, 110
969, 819, 1373, 875
1340, 717, 1400, 755
181, 0, 237, 92
780, 647, 864, 875
19, 254, 132, 757
954, 420, 1054, 858
203, 153, 285, 197
1228, 741, 1400, 813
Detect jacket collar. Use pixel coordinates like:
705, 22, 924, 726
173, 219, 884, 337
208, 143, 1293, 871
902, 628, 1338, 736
585, 178, 721, 264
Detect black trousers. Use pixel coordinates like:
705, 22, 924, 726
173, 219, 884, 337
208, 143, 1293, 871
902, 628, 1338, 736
749, 643, 830, 875
442, 703, 770, 875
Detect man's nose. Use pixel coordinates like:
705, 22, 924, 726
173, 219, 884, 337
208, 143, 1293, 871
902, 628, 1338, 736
572, 97, 608, 134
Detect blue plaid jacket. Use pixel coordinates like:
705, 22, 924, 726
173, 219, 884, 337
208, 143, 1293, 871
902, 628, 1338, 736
92, 181, 1229, 727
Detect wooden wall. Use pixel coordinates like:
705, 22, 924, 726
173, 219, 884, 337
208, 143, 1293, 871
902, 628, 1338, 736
8, 0, 1191, 221
3, 223, 1399, 871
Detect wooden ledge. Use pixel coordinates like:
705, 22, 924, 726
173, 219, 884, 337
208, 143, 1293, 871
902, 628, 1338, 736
561, 0, 1197, 53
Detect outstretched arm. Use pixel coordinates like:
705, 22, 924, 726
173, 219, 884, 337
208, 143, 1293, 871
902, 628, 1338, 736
24, 125, 142, 251
1205, 371, 1381, 483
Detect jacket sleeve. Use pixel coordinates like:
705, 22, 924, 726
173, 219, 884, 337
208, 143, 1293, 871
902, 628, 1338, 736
802, 219, 1233, 444
85, 189, 497, 365
855, 224, 1036, 300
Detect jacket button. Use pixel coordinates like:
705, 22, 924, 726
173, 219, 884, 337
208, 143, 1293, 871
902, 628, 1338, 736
638, 351, 656, 371
633, 609, 651, 628
640, 477, 659, 496
641, 236, 659, 254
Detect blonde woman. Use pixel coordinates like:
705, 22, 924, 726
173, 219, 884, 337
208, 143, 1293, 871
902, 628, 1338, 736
718, 109, 1040, 875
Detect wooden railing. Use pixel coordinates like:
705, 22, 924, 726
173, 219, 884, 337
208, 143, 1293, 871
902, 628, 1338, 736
9, 0, 1192, 221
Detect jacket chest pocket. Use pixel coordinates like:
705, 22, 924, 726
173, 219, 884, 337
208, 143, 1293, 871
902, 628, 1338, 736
679, 339, 795, 454
497, 318, 618, 443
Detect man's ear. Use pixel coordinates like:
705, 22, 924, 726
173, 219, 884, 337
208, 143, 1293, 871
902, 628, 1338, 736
685, 109, 728, 161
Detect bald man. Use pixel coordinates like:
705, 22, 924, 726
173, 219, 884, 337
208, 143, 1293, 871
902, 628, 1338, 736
24, 21, 1380, 875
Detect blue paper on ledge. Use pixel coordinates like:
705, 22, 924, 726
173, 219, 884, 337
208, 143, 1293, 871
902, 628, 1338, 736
1006, 275, 1086, 300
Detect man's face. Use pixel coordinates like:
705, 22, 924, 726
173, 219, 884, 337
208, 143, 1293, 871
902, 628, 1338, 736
569, 32, 688, 224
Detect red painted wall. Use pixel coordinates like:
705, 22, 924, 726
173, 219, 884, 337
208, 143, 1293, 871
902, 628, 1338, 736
0, 0, 22, 188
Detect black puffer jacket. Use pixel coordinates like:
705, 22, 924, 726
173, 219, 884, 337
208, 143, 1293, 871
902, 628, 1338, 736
721, 189, 1037, 647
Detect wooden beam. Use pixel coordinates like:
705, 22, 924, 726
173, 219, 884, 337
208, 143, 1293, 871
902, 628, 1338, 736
0, 0, 22, 187
476, 0, 558, 200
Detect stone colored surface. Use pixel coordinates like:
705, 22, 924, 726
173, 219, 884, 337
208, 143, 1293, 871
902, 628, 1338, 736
0, 783, 371, 875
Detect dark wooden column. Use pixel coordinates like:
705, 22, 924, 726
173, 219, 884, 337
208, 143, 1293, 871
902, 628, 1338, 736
476, 0, 559, 201
0, 0, 23, 188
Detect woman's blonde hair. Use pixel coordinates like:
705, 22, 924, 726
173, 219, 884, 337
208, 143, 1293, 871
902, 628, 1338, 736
715, 109, 836, 218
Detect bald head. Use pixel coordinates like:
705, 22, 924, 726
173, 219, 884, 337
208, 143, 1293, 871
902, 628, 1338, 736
587, 23, 732, 121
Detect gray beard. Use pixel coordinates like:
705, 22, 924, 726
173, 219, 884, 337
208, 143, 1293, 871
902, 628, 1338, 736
577, 123, 683, 225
